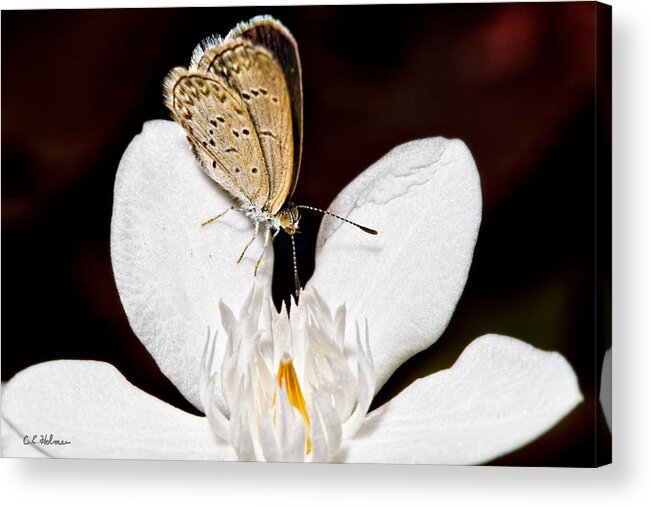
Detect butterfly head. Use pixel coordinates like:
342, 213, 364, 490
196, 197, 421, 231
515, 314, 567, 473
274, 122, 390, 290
279, 205, 300, 236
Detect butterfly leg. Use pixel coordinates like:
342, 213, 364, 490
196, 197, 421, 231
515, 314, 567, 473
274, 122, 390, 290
237, 219, 260, 264
253, 225, 271, 277
201, 206, 234, 227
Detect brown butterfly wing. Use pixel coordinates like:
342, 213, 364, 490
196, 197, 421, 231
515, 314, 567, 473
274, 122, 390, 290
195, 38, 294, 215
163, 68, 270, 210
226, 15, 303, 197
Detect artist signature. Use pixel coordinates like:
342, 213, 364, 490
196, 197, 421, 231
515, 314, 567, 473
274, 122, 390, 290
23, 434, 71, 446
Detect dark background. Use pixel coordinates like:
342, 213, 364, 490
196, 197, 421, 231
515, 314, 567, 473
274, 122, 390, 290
1, 3, 611, 466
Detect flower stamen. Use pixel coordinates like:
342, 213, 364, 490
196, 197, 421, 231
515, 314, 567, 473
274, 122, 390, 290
274, 352, 311, 454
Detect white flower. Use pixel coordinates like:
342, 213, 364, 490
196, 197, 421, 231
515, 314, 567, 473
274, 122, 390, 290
1, 121, 583, 463
201, 284, 374, 462
600, 348, 612, 432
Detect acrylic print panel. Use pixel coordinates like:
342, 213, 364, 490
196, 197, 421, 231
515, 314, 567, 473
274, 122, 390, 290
1, 3, 611, 465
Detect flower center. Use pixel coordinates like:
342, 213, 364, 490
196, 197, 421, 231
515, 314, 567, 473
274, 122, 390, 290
275, 353, 311, 455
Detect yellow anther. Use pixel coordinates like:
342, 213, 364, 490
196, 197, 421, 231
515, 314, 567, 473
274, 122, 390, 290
274, 353, 311, 454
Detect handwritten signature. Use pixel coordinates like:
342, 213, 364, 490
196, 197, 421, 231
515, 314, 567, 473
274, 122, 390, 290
23, 434, 71, 446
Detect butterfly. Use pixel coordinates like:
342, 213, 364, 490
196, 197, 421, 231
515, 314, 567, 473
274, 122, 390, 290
164, 16, 376, 298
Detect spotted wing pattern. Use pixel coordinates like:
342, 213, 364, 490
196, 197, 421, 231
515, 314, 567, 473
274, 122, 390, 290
225, 16, 303, 198
164, 68, 271, 210
195, 38, 294, 215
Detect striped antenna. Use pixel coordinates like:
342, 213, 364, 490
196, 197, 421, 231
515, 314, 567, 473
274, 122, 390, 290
291, 235, 301, 301
294, 205, 378, 235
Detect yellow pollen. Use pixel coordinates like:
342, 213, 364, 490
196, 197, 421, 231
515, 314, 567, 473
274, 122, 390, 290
274, 354, 311, 455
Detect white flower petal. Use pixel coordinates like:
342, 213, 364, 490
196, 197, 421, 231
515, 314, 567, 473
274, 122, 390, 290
201, 375, 230, 442
271, 302, 291, 368
111, 120, 273, 409
311, 392, 343, 463
341, 334, 582, 464
310, 138, 482, 391
308, 401, 329, 463
258, 404, 282, 462
230, 374, 258, 461
600, 348, 612, 431
274, 380, 307, 462
342, 329, 376, 439
1, 360, 235, 460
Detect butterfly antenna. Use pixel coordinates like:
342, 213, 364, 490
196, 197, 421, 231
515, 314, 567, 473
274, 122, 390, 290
291, 235, 301, 301
295, 205, 378, 235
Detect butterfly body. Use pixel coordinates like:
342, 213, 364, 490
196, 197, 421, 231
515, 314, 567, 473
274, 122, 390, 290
239, 200, 300, 237
164, 17, 303, 268
164, 16, 375, 296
